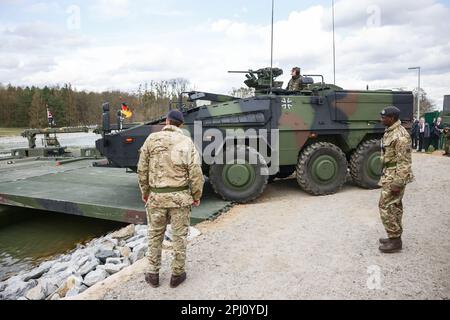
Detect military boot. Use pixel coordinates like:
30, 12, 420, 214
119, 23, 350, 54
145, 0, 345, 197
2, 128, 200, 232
379, 237, 402, 253
144, 272, 159, 287
379, 238, 390, 244
170, 272, 186, 288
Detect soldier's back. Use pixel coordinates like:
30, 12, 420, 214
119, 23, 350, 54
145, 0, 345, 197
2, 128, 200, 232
141, 127, 198, 208
146, 129, 193, 177
147, 129, 189, 151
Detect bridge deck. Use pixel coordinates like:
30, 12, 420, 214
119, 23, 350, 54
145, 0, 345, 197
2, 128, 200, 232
0, 158, 231, 225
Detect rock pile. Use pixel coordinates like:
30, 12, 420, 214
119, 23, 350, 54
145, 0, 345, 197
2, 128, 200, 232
0, 224, 147, 300
0, 224, 201, 300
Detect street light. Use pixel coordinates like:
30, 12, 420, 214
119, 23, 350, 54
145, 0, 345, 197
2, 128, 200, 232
408, 66, 421, 119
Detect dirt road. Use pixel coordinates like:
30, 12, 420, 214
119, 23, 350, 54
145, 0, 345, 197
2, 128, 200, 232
72, 153, 450, 300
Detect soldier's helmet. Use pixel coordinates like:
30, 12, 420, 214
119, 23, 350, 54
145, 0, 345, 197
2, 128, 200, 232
380, 106, 400, 117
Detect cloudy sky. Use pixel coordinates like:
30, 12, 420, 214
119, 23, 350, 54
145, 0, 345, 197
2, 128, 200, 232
1, 0, 449, 109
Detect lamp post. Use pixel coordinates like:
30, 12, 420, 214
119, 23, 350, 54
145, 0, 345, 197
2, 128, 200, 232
408, 66, 421, 119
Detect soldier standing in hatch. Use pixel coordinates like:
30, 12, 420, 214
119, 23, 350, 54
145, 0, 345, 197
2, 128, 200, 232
137, 109, 204, 288
286, 67, 302, 91
378, 106, 414, 253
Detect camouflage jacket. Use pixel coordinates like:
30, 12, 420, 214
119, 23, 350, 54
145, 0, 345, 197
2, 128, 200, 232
137, 125, 204, 208
380, 120, 414, 187
287, 76, 302, 91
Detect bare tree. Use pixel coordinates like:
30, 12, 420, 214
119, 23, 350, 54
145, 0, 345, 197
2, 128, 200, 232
413, 88, 436, 116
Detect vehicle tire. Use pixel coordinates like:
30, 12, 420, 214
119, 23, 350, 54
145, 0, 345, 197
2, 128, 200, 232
296, 142, 348, 195
349, 139, 382, 189
209, 146, 268, 203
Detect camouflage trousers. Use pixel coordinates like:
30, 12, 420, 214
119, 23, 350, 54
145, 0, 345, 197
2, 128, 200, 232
378, 184, 405, 239
444, 135, 450, 155
146, 206, 190, 276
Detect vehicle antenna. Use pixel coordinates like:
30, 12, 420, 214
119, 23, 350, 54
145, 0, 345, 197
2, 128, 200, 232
332, 0, 336, 85
270, 0, 274, 94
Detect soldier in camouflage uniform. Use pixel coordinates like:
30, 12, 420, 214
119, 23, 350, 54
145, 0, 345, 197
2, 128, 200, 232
137, 109, 204, 288
286, 67, 302, 91
444, 127, 450, 156
378, 106, 414, 253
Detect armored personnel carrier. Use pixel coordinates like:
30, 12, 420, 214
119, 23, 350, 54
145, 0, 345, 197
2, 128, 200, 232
96, 68, 413, 203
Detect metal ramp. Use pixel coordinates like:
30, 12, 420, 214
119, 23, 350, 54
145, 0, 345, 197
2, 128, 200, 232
0, 158, 232, 225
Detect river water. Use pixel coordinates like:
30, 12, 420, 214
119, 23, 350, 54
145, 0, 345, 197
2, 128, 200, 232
0, 132, 102, 154
0, 132, 126, 282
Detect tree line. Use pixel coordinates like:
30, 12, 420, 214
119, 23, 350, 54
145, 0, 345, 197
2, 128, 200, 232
0, 80, 437, 129
0, 78, 190, 128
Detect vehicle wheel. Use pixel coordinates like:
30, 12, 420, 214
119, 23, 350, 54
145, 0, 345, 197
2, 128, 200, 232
349, 139, 382, 189
209, 146, 268, 203
296, 142, 348, 195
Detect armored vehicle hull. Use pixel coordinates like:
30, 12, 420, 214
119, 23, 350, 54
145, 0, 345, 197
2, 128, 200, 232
96, 70, 413, 203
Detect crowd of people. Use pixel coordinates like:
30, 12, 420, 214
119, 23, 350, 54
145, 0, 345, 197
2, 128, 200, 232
410, 116, 448, 153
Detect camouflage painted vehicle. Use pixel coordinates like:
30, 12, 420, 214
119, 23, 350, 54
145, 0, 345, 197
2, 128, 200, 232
96, 67, 414, 203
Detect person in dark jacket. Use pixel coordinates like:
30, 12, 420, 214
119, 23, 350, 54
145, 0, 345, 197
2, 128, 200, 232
417, 117, 430, 152
431, 117, 444, 150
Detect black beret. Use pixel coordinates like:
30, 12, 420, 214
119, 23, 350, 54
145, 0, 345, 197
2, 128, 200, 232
380, 106, 400, 117
167, 109, 184, 123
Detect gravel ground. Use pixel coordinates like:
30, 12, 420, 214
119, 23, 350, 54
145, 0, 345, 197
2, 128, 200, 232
72, 152, 450, 300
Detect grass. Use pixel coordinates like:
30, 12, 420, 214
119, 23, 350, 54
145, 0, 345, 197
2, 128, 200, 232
0, 128, 26, 137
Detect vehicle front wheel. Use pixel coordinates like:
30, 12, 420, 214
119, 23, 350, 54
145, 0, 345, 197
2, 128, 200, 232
296, 142, 348, 195
209, 146, 269, 203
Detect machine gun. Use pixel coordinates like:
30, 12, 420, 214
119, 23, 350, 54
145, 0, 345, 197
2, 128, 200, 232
228, 67, 284, 92
21, 126, 90, 148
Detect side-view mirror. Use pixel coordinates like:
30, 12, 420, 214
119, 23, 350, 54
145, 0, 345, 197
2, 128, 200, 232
302, 76, 314, 85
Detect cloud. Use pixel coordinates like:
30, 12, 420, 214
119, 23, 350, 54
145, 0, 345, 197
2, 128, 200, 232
211, 19, 266, 39
0, 21, 90, 85
150, 9, 189, 17
0, 21, 90, 54
25, 2, 63, 15
316, 0, 450, 107
0, 56, 20, 70
322, 0, 443, 30
0, 0, 449, 109
89, 0, 130, 19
